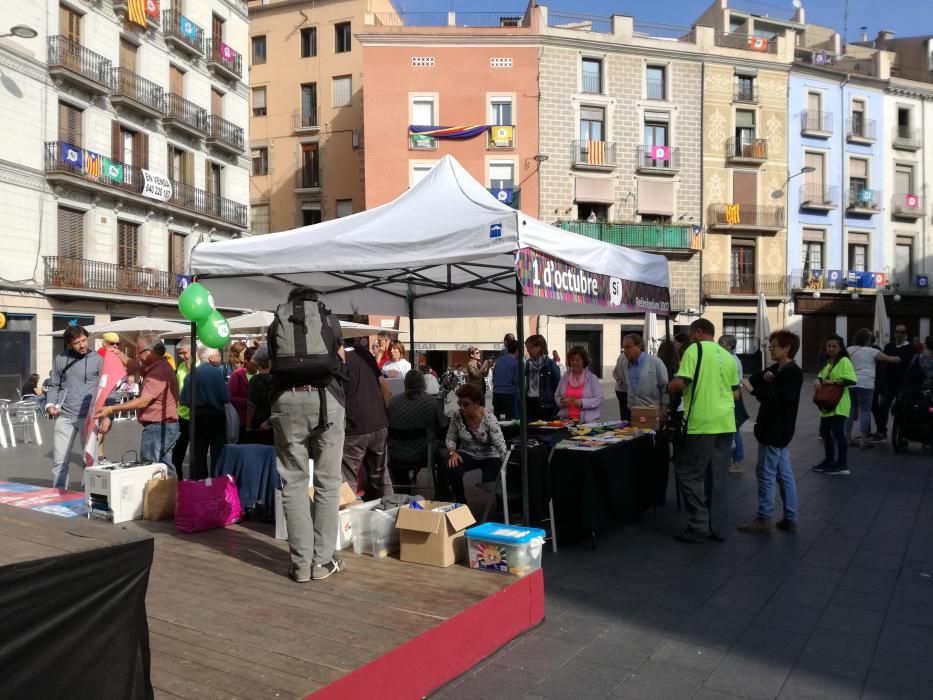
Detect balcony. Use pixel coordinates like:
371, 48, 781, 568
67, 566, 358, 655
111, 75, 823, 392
887, 271, 932, 294
635, 146, 680, 174
794, 46, 837, 66
487, 125, 516, 149
891, 193, 927, 219
714, 31, 778, 54
581, 74, 601, 94
846, 187, 881, 215
163, 10, 204, 56
487, 187, 521, 209
800, 110, 832, 138
799, 184, 838, 211
734, 83, 758, 104
293, 111, 320, 133
295, 169, 321, 191
557, 221, 700, 251
163, 93, 208, 138
893, 125, 921, 151
409, 133, 437, 150
572, 140, 617, 170
708, 204, 784, 233
113, 0, 160, 28
725, 137, 767, 165
206, 39, 242, 81
846, 117, 876, 144
790, 269, 889, 292
45, 142, 247, 229
206, 114, 244, 154
44, 257, 180, 301
111, 68, 164, 119
703, 274, 788, 298
47, 36, 112, 95
670, 288, 687, 312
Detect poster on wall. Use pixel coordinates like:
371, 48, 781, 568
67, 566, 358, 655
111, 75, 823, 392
514, 248, 670, 315
141, 169, 173, 202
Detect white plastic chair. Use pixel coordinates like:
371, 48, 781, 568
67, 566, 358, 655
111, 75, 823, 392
10, 400, 42, 445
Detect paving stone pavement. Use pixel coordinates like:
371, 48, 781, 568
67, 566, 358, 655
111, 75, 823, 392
3, 383, 933, 699
432, 385, 933, 700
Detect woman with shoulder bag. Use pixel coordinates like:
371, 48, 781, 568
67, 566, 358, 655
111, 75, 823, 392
812, 335, 857, 475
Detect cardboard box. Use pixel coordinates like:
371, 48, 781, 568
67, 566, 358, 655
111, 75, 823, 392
630, 405, 659, 431
395, 501, 477, 567
309, 481, 358, 508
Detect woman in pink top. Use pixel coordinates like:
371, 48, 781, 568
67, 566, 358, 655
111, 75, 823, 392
228, 346, 256, 440
554, 346, 604, 422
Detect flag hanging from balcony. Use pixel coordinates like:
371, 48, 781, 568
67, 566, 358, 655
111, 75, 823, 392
725, 204, 741, 225
219, 41, 235, 62
747, 36, 769, 52
128, 0, 147, 27
490, 125, 514, 147
491, 188, 514, 205
102, 158, 124, 183
409, 124, 490, 140
60, 143, 83, 169
145, 0, 159, 22
587, 140, 605, 165
905, 193, 919, 208
690, 225, 703, 251
179, 14, 198, 41
84, 151, 102, 178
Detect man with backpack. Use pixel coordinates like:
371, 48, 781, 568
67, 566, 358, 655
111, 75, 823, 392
46, 325, 104, 488
268, 287, 347, 583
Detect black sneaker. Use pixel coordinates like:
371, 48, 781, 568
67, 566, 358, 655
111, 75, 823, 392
312, 557, 346, 581
811, 462, 831, 473
824, 464, 850, 476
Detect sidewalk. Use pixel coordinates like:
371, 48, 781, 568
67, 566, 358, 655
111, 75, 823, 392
435, 388, 933, 699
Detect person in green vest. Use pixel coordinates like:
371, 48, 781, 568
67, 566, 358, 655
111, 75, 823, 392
812, 335, 857, 476
172, 337, 194, 478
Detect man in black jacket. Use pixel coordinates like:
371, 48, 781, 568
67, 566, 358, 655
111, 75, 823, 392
870, 324, 916, 442
738, 330, 804, 534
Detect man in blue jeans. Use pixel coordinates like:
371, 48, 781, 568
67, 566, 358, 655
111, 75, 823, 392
97, 334, 179, 475
738, 329, 804, 534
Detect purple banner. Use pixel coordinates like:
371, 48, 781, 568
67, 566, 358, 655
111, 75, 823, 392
514, 248, 670, 315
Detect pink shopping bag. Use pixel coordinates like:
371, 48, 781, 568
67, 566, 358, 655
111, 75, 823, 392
175, 475, 242, 533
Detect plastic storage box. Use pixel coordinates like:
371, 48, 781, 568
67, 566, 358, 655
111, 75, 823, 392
349, 496, 420, 557
465, 523, 546, 576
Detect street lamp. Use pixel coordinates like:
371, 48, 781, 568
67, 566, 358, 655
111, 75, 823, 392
0, 25, 38, 39
771, 166, 816, 199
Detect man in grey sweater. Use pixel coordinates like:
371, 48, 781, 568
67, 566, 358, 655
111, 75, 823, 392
45, 326, 104, 488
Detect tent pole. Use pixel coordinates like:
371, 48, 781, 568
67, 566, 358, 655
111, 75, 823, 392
665, 314, 671, 342
515, 278, 529, 526
187, 321, 197, 474
407, 290, 415, 365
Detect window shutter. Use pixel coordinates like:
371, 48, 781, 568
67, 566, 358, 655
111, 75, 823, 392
59, 102, 82, 146
184, 151, 194, 186
732, 171, 757, 207
111, 120, 122, 161
134, 131, 148, 170
849, 158, 867, 178
636, 180, 675, 215
57, 207, 84, 258
205, 160, 213, 195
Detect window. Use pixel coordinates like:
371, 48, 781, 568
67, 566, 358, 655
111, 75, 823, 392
335, 22, 351, 53
736, 75, 755, 102
723, 318, 756, 355
302, 207, 322, 226
111, 121, 148, 178
211, 88, 224, 117
579, 106, 605, 142
490, 98, 512, 126
251, 87, 266, 116
802, 239, 823, 272
300, 27, 317, 58
848, 243, 868, 271
803, 151, 825, 200
167, 145, 192, 185
897, 107, 911, 129
59, 3, 81, 43
895, 237, 912, 281
212, 14, 224, 44
169, 64, 185, 96
336, 199, 353, 218
119, 38, 138, 72
169, 231, 187, 275
735, 110, 756, 148
412, 97, 435, 125
644, 121, 668, 150
646, 65, 665, 100
895, 164, 914, 194
577, 202, 608, 222
731, 240, 755, 293
57, 206, 84, 258
251, 36, 266, 65
300, 142, 319, 188
849, 157, 869, 202
250, 205, 269, 235
58, 101, 83, 146
251, 147, 268, 176
117, 220, 139, 269
206, 161, 222, 198
488, 162, 515, 190
333, 75, 351, 107
581, 58, 602, 93
300, 83, 317, 126
851, 99, 865, 135
411, 162, 434, 187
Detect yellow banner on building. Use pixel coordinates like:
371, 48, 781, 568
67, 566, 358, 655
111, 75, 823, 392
725, 204, 741, 225
128, 0, 147, 26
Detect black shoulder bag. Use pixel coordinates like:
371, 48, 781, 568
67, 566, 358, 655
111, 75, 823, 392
661, 342, 703, 446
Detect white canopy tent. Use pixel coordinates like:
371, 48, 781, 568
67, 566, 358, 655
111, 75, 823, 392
189, 155, 673, 527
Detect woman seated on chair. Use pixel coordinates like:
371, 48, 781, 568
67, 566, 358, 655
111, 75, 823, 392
387, 370, 448, 490
444, 383, 508, 505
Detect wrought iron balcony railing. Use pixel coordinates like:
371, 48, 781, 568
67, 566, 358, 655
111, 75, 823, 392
111, 67, 164, 114
725, 137, 768, 162
558, 221, 699, 250
206, 38, 243, 80
734, 83, 758, 103
295, 169, 321, 190
708, 204, 784, 229
704, 274, 788, 297
846, 117, 876, 141
572, 139, 617, 168
293, 110, 319, 131
714, 31, 778, 54
891, 193, 926, 218
164, 93, 208, 134
800, 110, 832, 134
163, 10, 204, 55
847, 187, 882, 212
635, 145, 680, 171
893, 125, 921, 150
790, 268, 890, 291
799, 184, 838, 209
44, 256, 180, 298
48, 36, 113, 91
206, 114, 244, 151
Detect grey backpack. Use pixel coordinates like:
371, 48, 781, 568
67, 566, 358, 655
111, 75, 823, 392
269, 293, 341, 391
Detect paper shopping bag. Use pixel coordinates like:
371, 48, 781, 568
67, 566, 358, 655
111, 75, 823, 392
143, 474, 177, 521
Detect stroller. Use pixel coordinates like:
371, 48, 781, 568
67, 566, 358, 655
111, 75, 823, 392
890, 388, 933, 453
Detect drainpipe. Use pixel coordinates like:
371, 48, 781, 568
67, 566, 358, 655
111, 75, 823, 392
922, 97, 928, 278
699, 61, 705, 318
839, 74, 851, 272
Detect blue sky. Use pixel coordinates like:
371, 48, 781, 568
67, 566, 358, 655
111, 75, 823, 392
398, 0, 932, 43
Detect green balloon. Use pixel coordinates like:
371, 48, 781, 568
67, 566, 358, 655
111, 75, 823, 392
178, 282, 215, 323
198, 310, 230, 349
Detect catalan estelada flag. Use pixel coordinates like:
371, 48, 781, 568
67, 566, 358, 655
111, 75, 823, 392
128, 0, 147, 27
84, 151, 102, 178
587, 140, 605, 165
725, 204, 741, 225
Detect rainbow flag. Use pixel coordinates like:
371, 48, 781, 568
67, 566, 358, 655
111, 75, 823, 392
128, 0, 147, 27
408, 124, 490, 140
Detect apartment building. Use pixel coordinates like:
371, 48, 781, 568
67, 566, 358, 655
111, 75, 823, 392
0, 0, 249, 382
246, 0, 394, 232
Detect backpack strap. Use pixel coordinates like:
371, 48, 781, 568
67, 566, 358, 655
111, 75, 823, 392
289, 301, 308, 356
